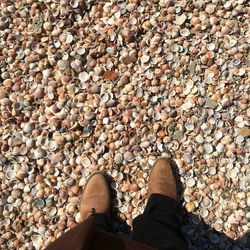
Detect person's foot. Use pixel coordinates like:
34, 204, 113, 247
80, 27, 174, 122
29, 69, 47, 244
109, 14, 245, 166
148, 157, 177, 202
79, 172, 111, 222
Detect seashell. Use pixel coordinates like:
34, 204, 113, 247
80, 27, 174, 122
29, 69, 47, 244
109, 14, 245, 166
141, 55, 150, 63
75, 212, 81, 223
180, 28, 190, 37
126, 3, 135, 12
34, 198, 45, 207
185, 202, 195, 212
236, 135, 244, 144
11, 189, 22, 199
111, 169, 118, 178
79, 72, 90, 82
185, 122, 194, 131
100, 92, 109, 103
20, 148, 28, 155
6, 170, 16, 180
195, 134, 204, 144
117, 173, 124, 182
34, 87, 45, 99
13, 102, 22, 111
111, 180, 118, 189
203, 143, 213, 154
174, 14, 187, 25
166, 52, 174, 61
31, 234, 42, 246
214, 131, 223, 140
47, 206, 57, 217
114, 153, 123, 164
153, 111, 161, 121
124, 151, 135, 162
33, 148, 45, 159
239, 127, 250, 137
200, 208, 209, 218
76, 46, 85, 55
103, 70, 119, 81
23, 123, 34, 134
81, 157, 91, 168
209, 167, 216, 175
4, 204, 13, 212
205, 4, 215, 14
227, 169, 237, 179
3, 218, 10, 226
137, 178, 145, 188
51, 152, 65, 163
113, 198, 122, 208
37, 225, 46, 235
201, 197, 212, 209
47, 141, 59, 151
216, 143, 224, 153
207, 43, 215, 51
65, 178, 76, 187
85, 112, 95, 120
0, 197, 7, 206
70, 0, 78, 8
186, 178, 196, 187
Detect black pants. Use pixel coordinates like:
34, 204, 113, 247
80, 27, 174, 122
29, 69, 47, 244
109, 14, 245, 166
91, 194, 188, 250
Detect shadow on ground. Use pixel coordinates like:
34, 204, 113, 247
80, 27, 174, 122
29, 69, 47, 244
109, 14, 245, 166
105, 159, 249, 249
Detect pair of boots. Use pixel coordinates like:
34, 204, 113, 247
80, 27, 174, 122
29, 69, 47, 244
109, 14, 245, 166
80, 157, 177, 222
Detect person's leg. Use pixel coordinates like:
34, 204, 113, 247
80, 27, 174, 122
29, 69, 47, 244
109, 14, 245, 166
91, 212, 114, 233
131, 158, 188, 250
131, 194, 188, 250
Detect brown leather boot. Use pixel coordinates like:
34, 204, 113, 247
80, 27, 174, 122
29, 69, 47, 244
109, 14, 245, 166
147, 157, 177, 202
79, 172, 111, 222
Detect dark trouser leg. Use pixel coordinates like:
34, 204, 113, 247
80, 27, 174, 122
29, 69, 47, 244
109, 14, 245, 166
91, 213, 113, 233
131, 194, 188, 250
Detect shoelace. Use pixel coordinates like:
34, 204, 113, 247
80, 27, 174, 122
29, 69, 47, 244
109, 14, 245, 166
91, 208, 96, 215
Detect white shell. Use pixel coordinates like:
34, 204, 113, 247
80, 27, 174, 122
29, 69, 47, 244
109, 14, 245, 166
47, 141, 59, 151
185, 122, 194, 131
114, 153, 123, 164
166, 52, 174, 61
75, 212, 81, 223
195, 134, 204, 144
200, 208, 209, 218
216, 143, 224, 153
4, 204, 13, 212
214, 131, 223, 140
100, 92, 109, 103
186, 178, 196, 187
174, 14, 187, 25
204, 143, 213, 154
236, 135, 244, 144
81, 157, 91, 168
201, 198, 212, 208
76, 46, 85, 55
47, 206, 57, 217
141, 55, 150, 63
227, 169, 237, 179
6, 170, 16, 179
79, 72, 90, 82
31, 234, 42, 246
37, 225, 46, 234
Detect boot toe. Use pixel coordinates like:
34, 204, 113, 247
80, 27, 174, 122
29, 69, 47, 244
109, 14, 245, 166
80, 173, 111, 221
148, 158, 177, 201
